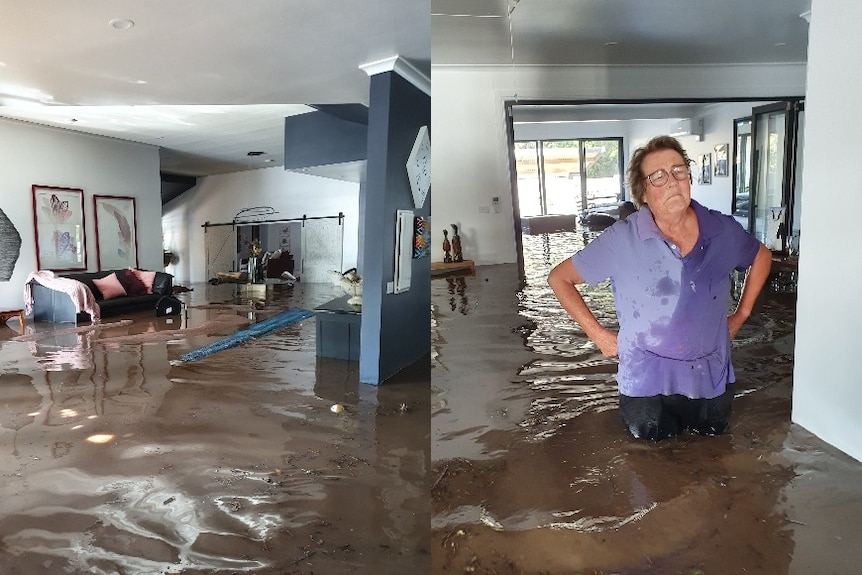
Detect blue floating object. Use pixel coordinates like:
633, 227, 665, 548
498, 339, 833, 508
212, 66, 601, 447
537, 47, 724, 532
181, 308, 314, 362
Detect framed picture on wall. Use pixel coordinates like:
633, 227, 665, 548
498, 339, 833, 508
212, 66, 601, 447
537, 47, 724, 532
413, 215, 431, 258
698, 153, 713, 185
714, 143, 729, 177
93, 195, 138, 270
31, 184, 87, 271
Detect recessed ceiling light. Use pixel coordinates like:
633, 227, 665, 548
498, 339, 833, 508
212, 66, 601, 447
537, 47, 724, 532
605, 41, 619, 47
109, 19, 135, 30
774, 42, 787, 47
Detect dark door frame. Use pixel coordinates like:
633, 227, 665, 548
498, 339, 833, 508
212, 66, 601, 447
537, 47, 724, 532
503, 96, 804, 281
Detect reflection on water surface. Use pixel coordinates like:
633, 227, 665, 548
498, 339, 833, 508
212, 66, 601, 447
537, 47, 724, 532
0, 281, 430, 574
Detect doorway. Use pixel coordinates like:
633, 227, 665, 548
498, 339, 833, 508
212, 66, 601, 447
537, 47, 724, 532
203, 214, 345, 283
505, 98, 805, 282
236, 222, 301, 283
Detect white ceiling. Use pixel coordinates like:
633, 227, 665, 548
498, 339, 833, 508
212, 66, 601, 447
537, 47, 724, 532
432, 0, 811, 67
0, 1, 430, 179
432, 0, 811, 141
0, 0, 810, 185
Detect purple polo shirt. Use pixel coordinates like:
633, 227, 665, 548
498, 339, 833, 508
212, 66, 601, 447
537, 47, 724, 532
571, 200, 761, 399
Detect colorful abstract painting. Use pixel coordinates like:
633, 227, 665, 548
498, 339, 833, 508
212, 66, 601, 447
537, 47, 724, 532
413, 215, 430, 259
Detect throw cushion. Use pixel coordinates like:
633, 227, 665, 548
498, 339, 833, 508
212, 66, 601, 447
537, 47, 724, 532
130, 268, 157, 294
92, 273, 128, 300
116, 269, 148, 296
64, 273, 104, 300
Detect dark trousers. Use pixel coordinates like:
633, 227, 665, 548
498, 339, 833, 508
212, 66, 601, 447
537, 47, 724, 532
619, 386, 734, 441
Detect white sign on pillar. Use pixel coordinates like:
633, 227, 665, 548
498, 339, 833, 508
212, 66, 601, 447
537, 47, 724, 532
393, 209, 413, 293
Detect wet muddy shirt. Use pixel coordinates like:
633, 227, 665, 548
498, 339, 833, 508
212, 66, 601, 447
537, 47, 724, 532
571, 200, 761, 399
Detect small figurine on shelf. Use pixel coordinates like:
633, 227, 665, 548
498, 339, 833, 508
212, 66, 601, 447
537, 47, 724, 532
451, 224, 463, 263
442, 229, 452, 263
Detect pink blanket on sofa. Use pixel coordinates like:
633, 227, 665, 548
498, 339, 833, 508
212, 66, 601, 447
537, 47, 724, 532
24, 270, 101, 322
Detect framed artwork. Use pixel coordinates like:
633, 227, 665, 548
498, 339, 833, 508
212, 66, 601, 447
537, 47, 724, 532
714, 143, 729, 177
93, 195, 138, 270
698, 153, 713, 185
32, 184, 87, 271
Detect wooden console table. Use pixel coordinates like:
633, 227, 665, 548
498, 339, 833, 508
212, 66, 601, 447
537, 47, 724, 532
1, 309, 24, 329
431, 260, 475, 278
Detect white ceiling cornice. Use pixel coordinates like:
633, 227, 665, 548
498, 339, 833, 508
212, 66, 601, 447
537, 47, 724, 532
360, 56, 431, 96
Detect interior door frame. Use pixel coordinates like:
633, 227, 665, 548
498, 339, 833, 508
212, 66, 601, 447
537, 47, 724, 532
504, 96, 805, 280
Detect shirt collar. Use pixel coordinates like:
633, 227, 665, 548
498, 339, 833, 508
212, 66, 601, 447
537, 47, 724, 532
635, 199, 721, 241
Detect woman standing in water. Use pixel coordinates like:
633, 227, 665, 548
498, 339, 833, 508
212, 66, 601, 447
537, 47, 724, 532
548, 135, 772, 441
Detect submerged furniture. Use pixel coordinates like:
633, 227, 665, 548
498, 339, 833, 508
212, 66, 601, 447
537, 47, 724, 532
769, 254, 799, 293
314, 294, 361, 361
265, 252, 295, 279
520, 214, 577, 235
28, 270, 173, 324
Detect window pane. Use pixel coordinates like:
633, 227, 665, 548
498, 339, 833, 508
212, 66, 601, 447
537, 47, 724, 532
583, 139, 622, 209
514, 142, 542, 217
542, 141, 580, 214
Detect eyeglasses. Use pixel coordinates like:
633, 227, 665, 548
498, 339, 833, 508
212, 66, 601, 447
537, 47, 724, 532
645, 165, 690, 187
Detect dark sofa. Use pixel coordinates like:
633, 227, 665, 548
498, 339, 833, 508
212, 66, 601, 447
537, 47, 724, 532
28, 269, 173, 324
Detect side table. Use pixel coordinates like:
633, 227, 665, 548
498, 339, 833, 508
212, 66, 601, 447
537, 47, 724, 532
314, 295, 361, 361
0, 309, 24, 329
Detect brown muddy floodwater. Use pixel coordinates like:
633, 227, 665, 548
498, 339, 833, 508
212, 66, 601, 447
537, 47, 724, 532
0, 280, 429, 574
432, 232, 862, 575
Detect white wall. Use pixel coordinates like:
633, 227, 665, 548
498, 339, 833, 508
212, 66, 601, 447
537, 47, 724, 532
792, 0, 862, 462
162, 167, 359, 284
0, 119, 161, 310
431, 64, 807, 265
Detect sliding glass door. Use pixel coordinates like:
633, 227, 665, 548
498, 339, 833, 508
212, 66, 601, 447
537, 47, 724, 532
749, 101, 804, 252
